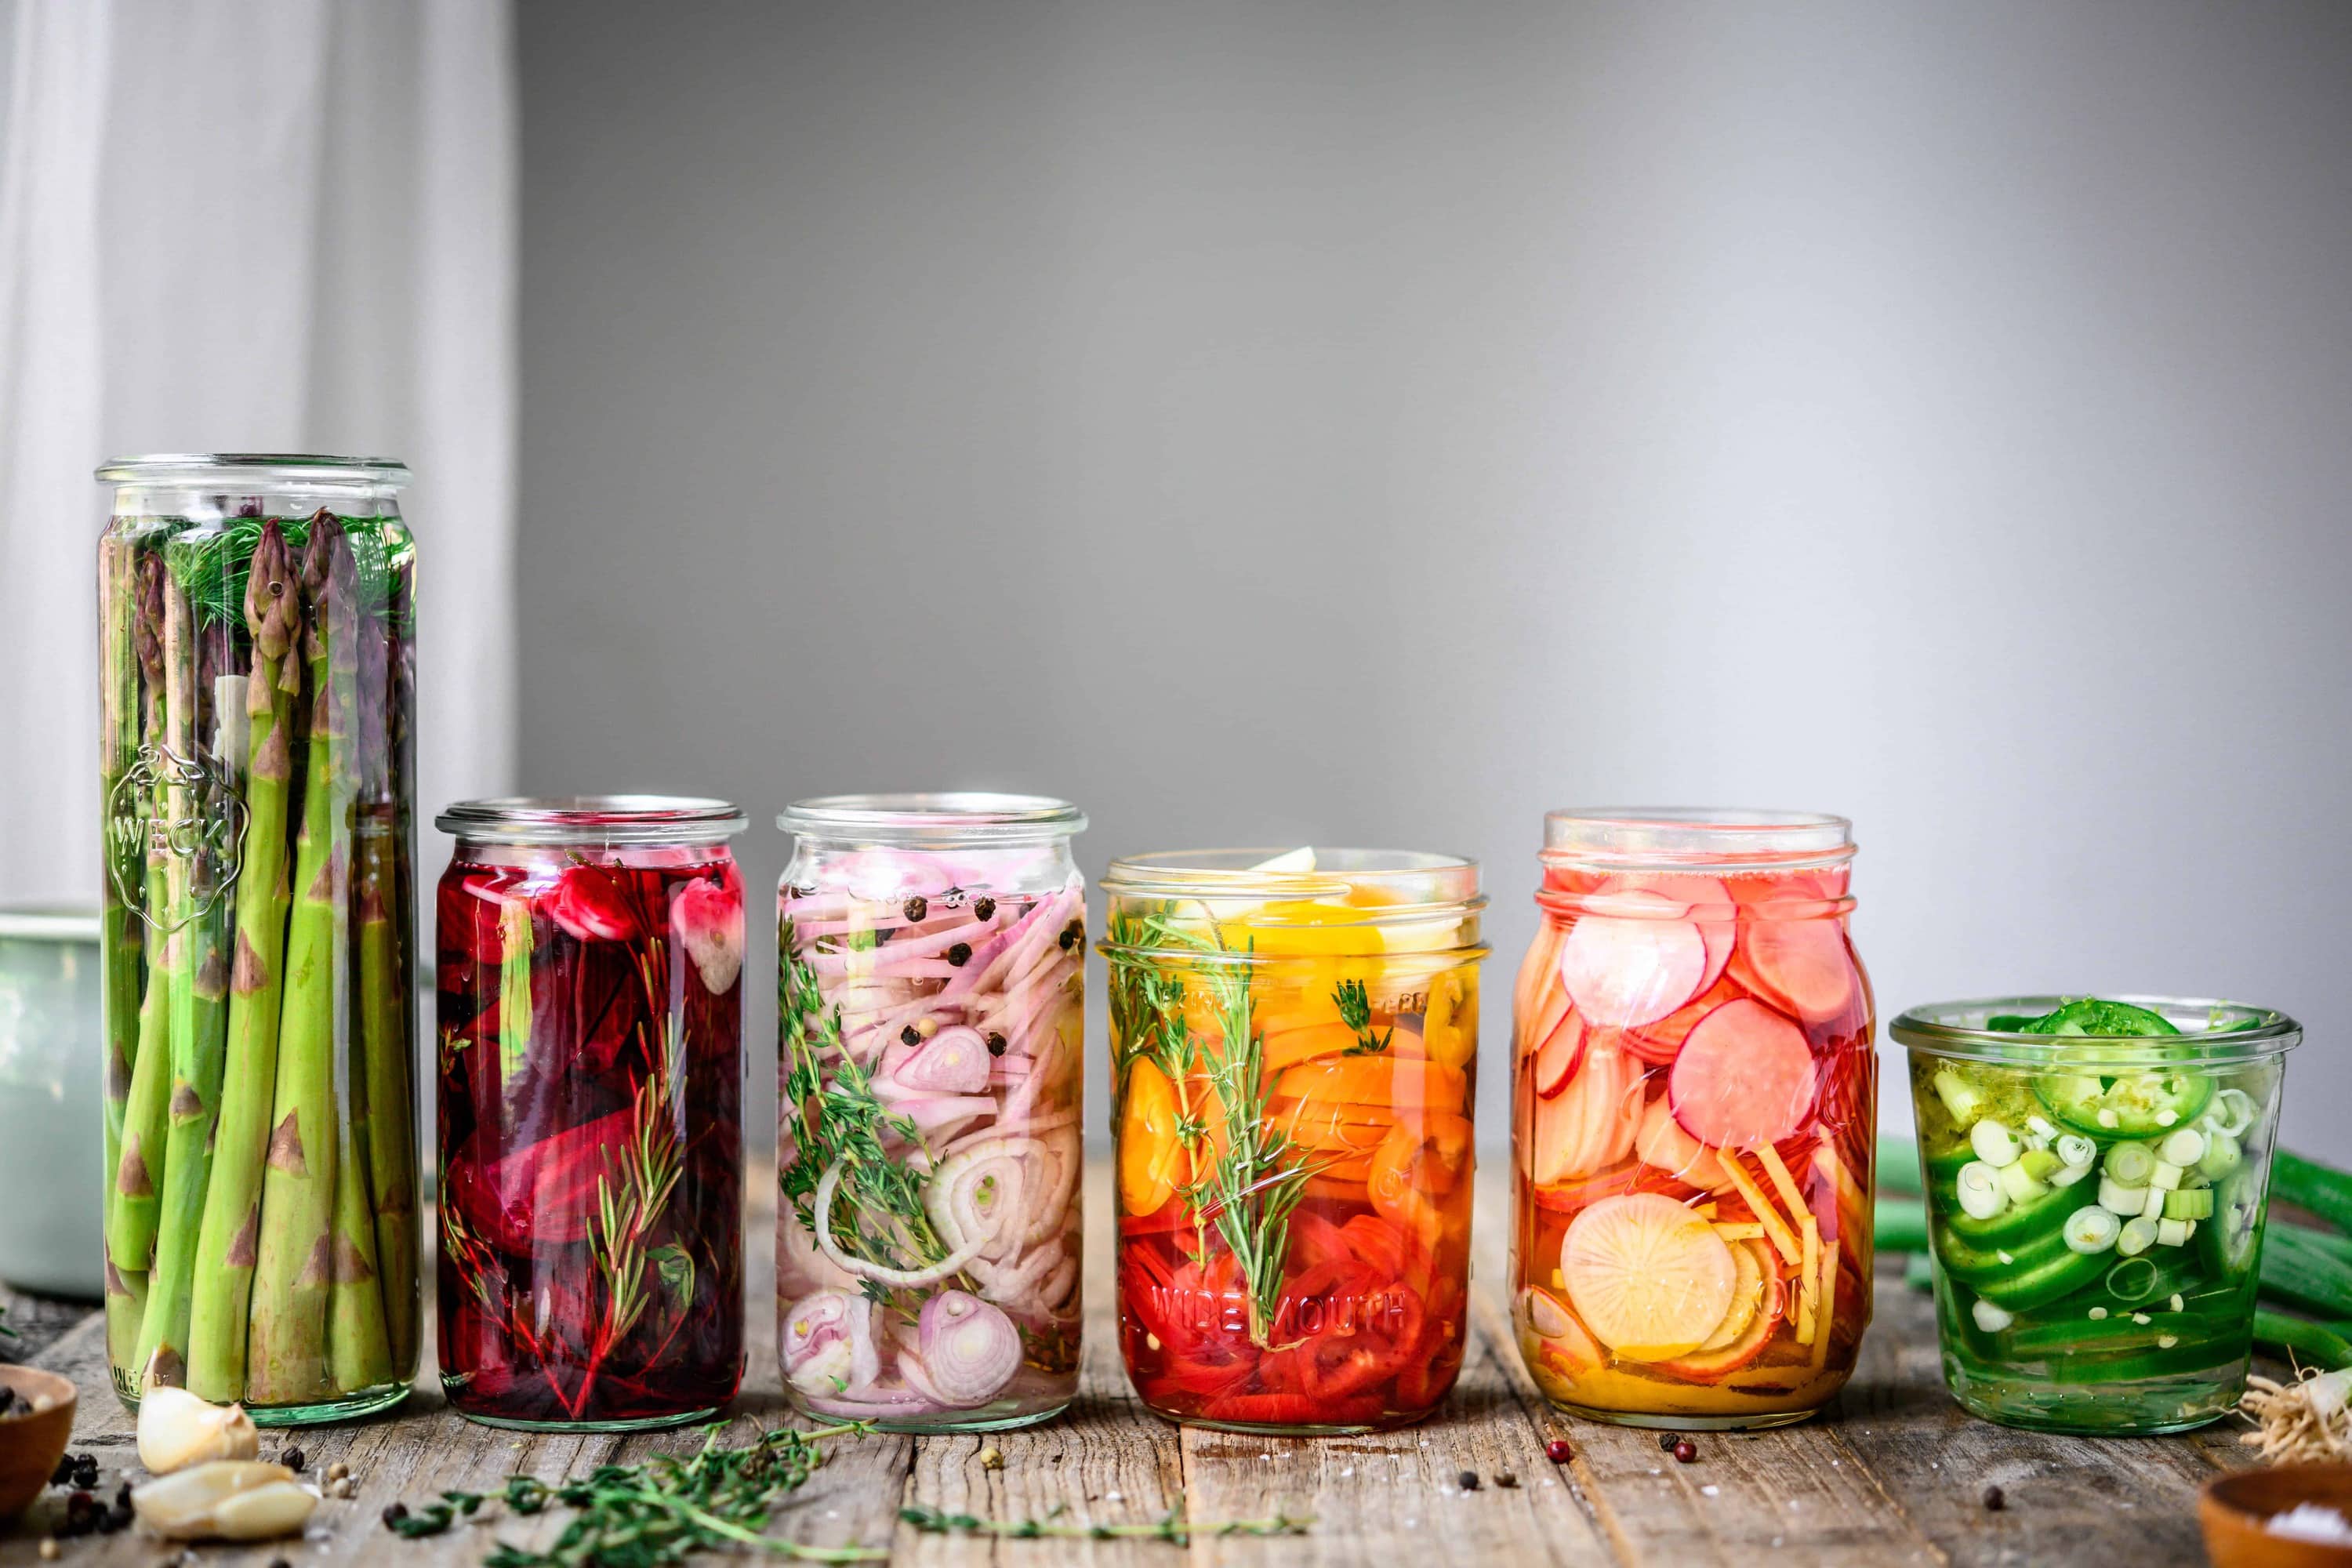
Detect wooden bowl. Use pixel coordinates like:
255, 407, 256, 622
0, 1366, 76, 1523
2204, 1464, 2352, 1567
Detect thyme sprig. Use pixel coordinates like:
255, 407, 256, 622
900, 1501, 1312, 1544
1334, 978, 1393, 1056
387, 1423, 880, 1565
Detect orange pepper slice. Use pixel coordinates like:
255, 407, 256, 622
1119, 1058, 1189, 1215
1369, 1110, 1475, 1249
1261, 1022, 1362, 1076
1273, 1054, 1467, 1115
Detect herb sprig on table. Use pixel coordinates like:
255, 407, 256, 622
901, 1501, 1312, 1544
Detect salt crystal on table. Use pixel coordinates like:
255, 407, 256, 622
2267, 1502, 2352, 1544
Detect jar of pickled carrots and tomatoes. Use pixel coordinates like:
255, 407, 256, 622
1101, 848, 1486, 1434
1510, 810, 1875, 1430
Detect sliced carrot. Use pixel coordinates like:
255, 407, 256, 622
1303, 1174, 1371, 1202
1275, 1054, 1466, 1115
1754, 1142, 1810, 1229
1264, 1097, 1394, 1154
1368, 1111, 1474, 1249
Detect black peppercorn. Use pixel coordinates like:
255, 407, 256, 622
986, 1033, 1007, 1055
1982, 1484, 2005, 1512
50, 1455, 74, 1486
901, 1025, 921, 1047
1457, 1470, 1480, 1491
383, 1503, 411, 1530
903, 896, 927, 922
281, 1446, 305, 1473
1658, 1432, 1678, 1452
974, 896, 996, 920
1495, 1472, 1519, 1489
114, 1484, 131, 1512
1057, 927, 1076, 952
948, 942, 972, 966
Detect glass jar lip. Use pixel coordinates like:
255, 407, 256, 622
1542, 806, 1854, 869
1101, 847, 1484, 917
96, 453, 412, 488
779, 792, 1087, 846
1890, 995, 2301, 1065
0, 904, 101, 942
437, 795, 747, 848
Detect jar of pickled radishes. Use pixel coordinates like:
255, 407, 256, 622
776, 794, 1087, 1432
1100, 848, 1487, 1434
434, 797, 748, 1431
1510, 809, 1874, 1430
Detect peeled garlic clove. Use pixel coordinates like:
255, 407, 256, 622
136, 1385, 260, 1474
132, 1461, 314, 1541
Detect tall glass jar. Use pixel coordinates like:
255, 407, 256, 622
93, 455, 420, 1421
1101, 848, 1488, 1435
1509, 809, 1875, 1430
776, 794, 1087, 1432
434, 797, 748, 1431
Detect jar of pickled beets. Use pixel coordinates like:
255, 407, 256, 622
1510, 809, 1875, 1430
1101, 848, 1488, 1434
776, 794, 1087, 1432
434, 796, 748, 1431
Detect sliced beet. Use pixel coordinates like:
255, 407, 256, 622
1556, 911, 1708, 1029
1668, 998, 1817, 1151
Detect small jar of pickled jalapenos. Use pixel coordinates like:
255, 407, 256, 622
1893, 996, 2300, 1435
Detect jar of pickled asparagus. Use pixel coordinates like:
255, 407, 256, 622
776, 794, 1087, 1432
93, 456, 421, 1421
1893, 996, 2297, 1435
1509, 809, 1875, 1430
1101, 848, 1487, 1434
434, 797, 748, 1431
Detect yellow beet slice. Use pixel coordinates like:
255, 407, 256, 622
1560, 1191, 1738, 1360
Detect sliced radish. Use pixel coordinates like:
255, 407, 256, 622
1530, 1044, 1642, 1186
1557, 911, 1708, 1028
1519, 1286, 1604, 1374
1599, 875, 1734, 994
1534, 1010, 1588, 1099
1669, 998, 1817, 1150
1656, 1239, 1784, 1378
1733, 917, 1857, 1024
1513, 922, 1566, 1042
1624, 975, 1744, 1064
1560, 1192, 1738, 1359
1635, 1092, 1725, 1187
1516, 978, 1573, 1068
1528, 1156, 1702, 1212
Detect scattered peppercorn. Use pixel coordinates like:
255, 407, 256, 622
382, 1503, 410, 1530
986, 1032, 1007, 1056
95, 1508, 125, 1536
1457, 1470, 1480, 1491
1658, 1432, 1679, 1452
1672, 1441, 1697, 1464
901, 1025, 922, 1047
70, 1455, 98, 1490
1495, 1472, 1519, 1490
1545, 1438, 1573, 1463
1982, 1484, 2005, 1512
947, 942, 972, 966
1057, 927, 1076, 951
50, 1455, 74, 1486
977, 1446, 1004, 1472
280, 1446, 305, 1473
904, 897, 927, 922
114, 1483, 132, 1512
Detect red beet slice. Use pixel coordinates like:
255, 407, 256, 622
1557, 909, 1708, 1028
1733, 918, 1857, 1024
1668, 998, 1817, 1150
450, 1106, 641, 1250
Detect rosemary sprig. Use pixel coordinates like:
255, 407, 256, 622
900, 1501, 1312, 1544
387, 1423, 880, 1565
1334, 978, 1393, 1055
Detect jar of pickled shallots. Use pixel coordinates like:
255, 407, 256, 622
1101, 848, 1487, 1434
93, 456, 422, 1423
434, 797, 748, 1431
1510, 809, 1874, 1430
776, 794, 1087, 1432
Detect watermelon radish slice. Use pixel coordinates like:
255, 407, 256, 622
1669, 998, 1817, 1150
1534, 1010, 1587, 1099
1733, 917, 1857, 1024
1557, 909, 1708, 1028
1656, 1238, 1784, 1378
1560, 1191, 1738, 1359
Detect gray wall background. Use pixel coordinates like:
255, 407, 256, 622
516, 2, 2352, 1164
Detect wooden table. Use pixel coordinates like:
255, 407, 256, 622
0, 1164, 2253, 1566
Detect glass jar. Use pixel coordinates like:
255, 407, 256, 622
94, 455, 420, 1421
0, 908, 105, 1297
1893, 996, 2297, 1435
776, 794, 1087, 1432
1508, 809, 1875, 1430
1100, 848, 1487, 1435
434, 797, 748, 1431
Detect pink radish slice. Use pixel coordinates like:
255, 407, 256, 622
1669, 998, 1817, 1150
1736, 918, 1856, 1024
1557, 913, 1708, 1029
1534, 1011, 1588, 1099
1599, 876, 1734, 996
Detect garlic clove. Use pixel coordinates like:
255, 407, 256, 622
132, 1462, 314, 1540
136, 1385, 260, 1474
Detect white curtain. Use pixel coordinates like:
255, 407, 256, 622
0, 0, 517, 904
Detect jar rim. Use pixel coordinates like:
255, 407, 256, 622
437, 794, 747, 847
780, 792, 1087, 846
1890, 995, 2300, 1065
1101, 847, 1484, 919
96, 453, 412, 488
1542, 806, 1854, 869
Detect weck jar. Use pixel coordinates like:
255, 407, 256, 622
434, 796, 748, 1431
1101, 848, 1488, 1434
1509, 809, 1875, 1430
94, 454, 421, 1422
776, 793, 1087, 1432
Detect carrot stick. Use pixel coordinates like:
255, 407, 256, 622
1720, 1153, 1802, 1266
1756, 1144, 1809, 1229
1712, 1221, 1766, 1243
1809, 1239, 1839, 1370
1797, 1215, 1821, 1345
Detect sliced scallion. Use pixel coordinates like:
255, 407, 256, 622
2063, 1207, 2122, 1255
1956, 1161, 2007, 1221
2105, 1142, 2156, 1186
1971, 1120, 2021, 1169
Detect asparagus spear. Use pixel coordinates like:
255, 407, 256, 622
97, 534, 149, 1374
186, 521, 303, 1401
107, 554, 175, 1279
246, 517, 355, 1404
326, 1100, 394, 1391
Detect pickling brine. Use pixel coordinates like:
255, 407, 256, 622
1509, 810, 1875, 1430
1102, 849, 1486, 1434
